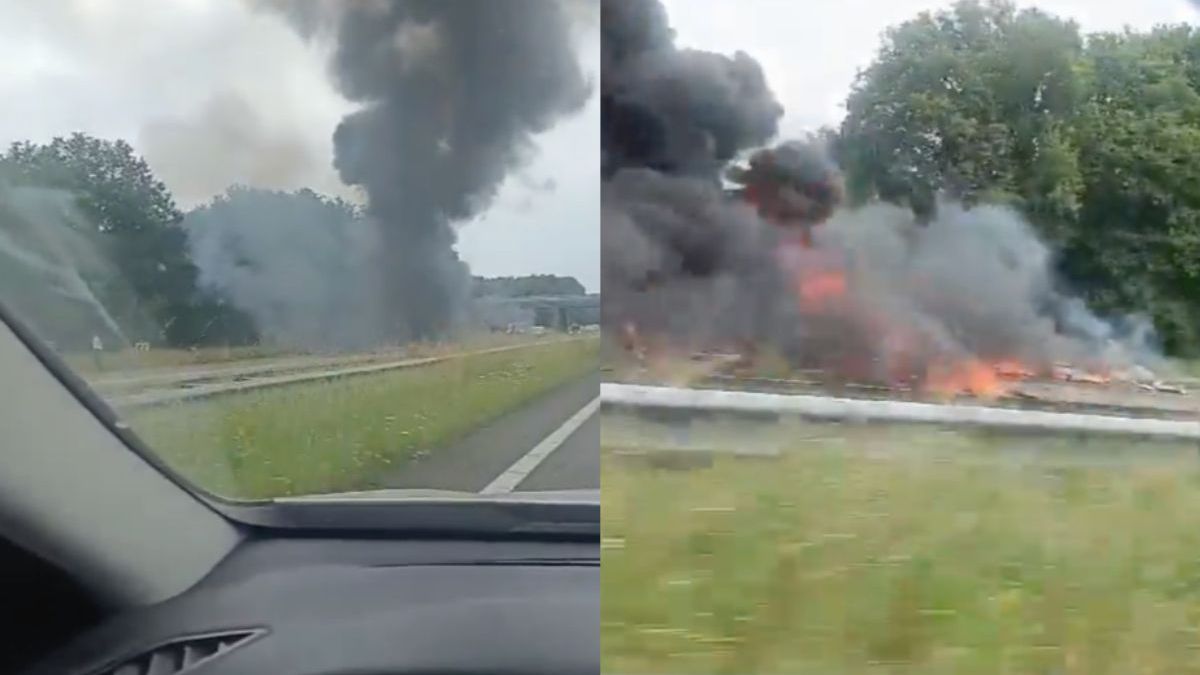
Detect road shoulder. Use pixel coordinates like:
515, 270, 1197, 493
377, 372, 599, 492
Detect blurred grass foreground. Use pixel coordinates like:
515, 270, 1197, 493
602, 427, 1200, 674
125, 337, 597, 499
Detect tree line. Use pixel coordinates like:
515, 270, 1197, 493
472, 274, 588, 298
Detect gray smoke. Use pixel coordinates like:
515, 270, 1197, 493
811, 202, 1162, 377
140, 91, 344, 209
184, 187, 383, 350
255, 0, 592, 342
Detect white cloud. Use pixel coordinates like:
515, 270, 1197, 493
0, 0, 350, 199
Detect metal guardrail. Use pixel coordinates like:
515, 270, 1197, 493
601, 383, 1200, 442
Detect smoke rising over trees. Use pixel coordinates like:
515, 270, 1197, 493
0, 2, 597, 352
256, 0, 593, 341
184, 186, 382, 349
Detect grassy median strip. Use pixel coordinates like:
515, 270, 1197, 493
602, 430, 1200, 675
66, 344, 295, 374
122, 337, 598, 499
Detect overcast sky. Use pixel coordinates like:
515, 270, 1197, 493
0, 0, 600, 291
661, 0, 1198, 140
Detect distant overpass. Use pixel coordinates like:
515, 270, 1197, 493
474, 294, 600, 331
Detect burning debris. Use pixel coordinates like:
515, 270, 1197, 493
601, 0, 1167, 400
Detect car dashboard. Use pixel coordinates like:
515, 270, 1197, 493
21, 536, 599, 675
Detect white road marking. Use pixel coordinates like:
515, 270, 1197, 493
480, 396, 599, 495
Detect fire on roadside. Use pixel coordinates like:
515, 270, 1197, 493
925, 359, 1007, 399
618, 242, 1131, 399
770, 238, 1126, 399
614, 141, 1140, 399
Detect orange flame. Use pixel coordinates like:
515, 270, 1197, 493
778, 241, 849, 313
926, 359, 1009, 399
778, 238, 1047, 398
795, 270, 847, 309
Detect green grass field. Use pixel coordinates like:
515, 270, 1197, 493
122, 337, 598, 499
602, 427, 1200, 674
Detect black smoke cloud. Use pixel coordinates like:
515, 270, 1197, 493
601, 168, 784, 350
601, 0, 781, 178
254, 0, 591, 341
601, 0, 786, 342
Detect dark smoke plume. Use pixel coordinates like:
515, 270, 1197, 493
601, 0, 781, 178
601, 0, 787, 338
602, 168, 783, 347
601, 0, 1162, 385
257, 0, 591, 341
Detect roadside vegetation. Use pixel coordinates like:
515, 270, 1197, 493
123, 337, 598, 499
602, 428, 1200, 674
64, 344, 295, 374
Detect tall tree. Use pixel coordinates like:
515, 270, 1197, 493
0, 133, 257, 347
840, 1, 1085, 216
1066, 27, 1200, 353
839, 2, 1200, 354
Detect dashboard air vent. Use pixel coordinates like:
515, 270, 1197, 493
95, 629, 264, 675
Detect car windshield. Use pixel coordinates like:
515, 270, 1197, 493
599, 0, 1200, 671
0, 0, 600, 503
